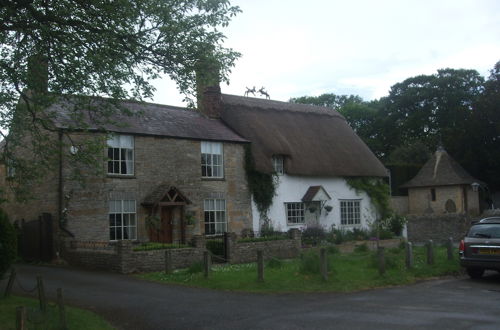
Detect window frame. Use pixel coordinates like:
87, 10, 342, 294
272, 155, 284, 175
285, 202, 305, 225
204, 198, 227, 236
201, 141, 224, 179
109, 199, 137, 241
107, 135, 134, 176
340, 199, 361, 226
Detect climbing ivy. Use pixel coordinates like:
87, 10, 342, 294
244, 145, 277, 220
345, 177, 391, 220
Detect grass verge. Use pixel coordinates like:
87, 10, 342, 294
137, 246, 461, 293
0, 295, 113, 330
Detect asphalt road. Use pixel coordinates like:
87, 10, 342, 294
4, 264, 500, 330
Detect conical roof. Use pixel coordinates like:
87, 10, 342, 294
401, 147, 480, 188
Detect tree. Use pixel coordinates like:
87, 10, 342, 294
0, 0, 240, 199
290, 93, 363, 111
0, 208, 17, 278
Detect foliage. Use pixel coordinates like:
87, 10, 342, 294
138, 246, 461, 293
290, 93, 363, 111
132, 242, 189, 251
266, 258, 284, 269
0, 209, 17, 278
328, 227, 370, 244
0, 0, 241, 199
325, 245, 340, 255
353, 243, 369, 253
0, 295, 113, 329
387, 140, 431, 165
299, 249, 330, 275
244, 144, 277, 219
187, 262, 204, 274
346, 177, 391, 219
237, 236, 287, 243
206, 239, 224, 256
385, 214, 407, 236
301, 226, 327, 246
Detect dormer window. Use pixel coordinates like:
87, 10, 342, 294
201, 141, 224, 178
272, 155, 284, 175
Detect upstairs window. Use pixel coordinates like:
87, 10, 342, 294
340, 200, 361, 225
107, 135, 134, 175
201, 141, 223, 178
272, 155, 284, 175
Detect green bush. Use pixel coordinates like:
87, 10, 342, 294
132, 242, 189, 251
299, 250, 330, 274
386, 214, 406, 236
302, 226, 326, 246
187, 262, 203, 274
0, 209, 17, 279
266, 257, 283, 269
354, 243, 369, 253
326, 245, 340, 255
206, 239, 224, 256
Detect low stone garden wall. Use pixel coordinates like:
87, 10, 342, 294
406, 214, 471, 243
335, 238, 403, 253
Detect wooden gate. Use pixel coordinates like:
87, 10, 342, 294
19, 213, 54, 262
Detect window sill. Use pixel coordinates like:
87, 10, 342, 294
201, 177, 225, 181
107, 174, 136, 179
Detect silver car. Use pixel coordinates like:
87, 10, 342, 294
459, 217, 500, 278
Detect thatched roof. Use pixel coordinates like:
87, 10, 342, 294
219, 94, 387, 177
47, 96, 247, 143
401, 148, 480, 188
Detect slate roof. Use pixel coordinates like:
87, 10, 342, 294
219, 94, 388, 177
401, 148, 480, 188
47, 96, 247, 143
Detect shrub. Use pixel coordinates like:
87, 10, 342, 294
352, 228, 369, 241
299, 250, 330, 274
386, 214, 406, 236
206, 239, 224, 256
266, 257, 283, 269
326, 245, 339, 255
187, 262, 203, 274
237, 236, 286, 243
0, 209, 17, 278
132, 242, 189, 251
379, 229, 394, 240
302, 226, 326, 246
354, 243, 369, 253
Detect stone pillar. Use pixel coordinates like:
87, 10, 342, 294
116, 240, 133, 274
192, 235, 206, 249
289, 228, 302, 252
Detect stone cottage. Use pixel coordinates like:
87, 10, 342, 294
400, 147, 482, 216
2, 96, 253, 248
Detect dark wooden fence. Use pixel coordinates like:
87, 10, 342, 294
18, 213, 54, 262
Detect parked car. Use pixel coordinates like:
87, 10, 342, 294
459, 217, 500, 278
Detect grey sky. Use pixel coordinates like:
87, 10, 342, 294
153, 0, 500, 106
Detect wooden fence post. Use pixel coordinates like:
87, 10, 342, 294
426, 240, 434, 265
16, 306, 26, 330
405, 242, 414, 269
4, 268, 16, 297
378, 247, 386, 275
203, 250, 210, 279
447, 237, 454, 260
57, 288, 68, 330
37, 275, 47, 313
257, 250, 264, 282
165, 250, 173, 274
320, 248, 328, 281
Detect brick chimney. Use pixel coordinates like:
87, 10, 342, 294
195, 56, 222, 118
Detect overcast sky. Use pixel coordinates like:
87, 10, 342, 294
152, 0, 500, 106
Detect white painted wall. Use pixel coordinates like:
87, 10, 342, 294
251, 175, 377, 232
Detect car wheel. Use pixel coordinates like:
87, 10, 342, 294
466, 268, 484, 279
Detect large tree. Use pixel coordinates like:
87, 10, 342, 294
0, 0, 240, 199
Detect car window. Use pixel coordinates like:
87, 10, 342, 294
467, 224, 500, 239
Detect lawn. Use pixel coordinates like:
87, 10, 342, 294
137, 245, 462, 293
0, 295, 113, 330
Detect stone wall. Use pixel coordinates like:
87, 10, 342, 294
390, 196, 409, 215
406, 214, 471, 243
228, 230, 302, 264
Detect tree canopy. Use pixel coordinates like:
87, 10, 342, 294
292, 61, 500, 190
0, 0, 240, 199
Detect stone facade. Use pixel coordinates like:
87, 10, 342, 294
4, 131, 253, 250
407, 185, 480, 216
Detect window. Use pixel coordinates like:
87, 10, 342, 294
285, 202, 305, 224
340, 200, 361, 225
204, 198, 227, 235
107, 135, 134, 175
201, 141, 223, 178
109, 200, 137, 240
272, 155, 284, 175
431, 188, 436, 201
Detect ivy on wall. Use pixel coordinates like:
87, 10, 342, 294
346, 177, 391, 219
244, 145, 277, 221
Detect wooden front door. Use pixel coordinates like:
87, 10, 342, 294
160, 207, 173, 243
